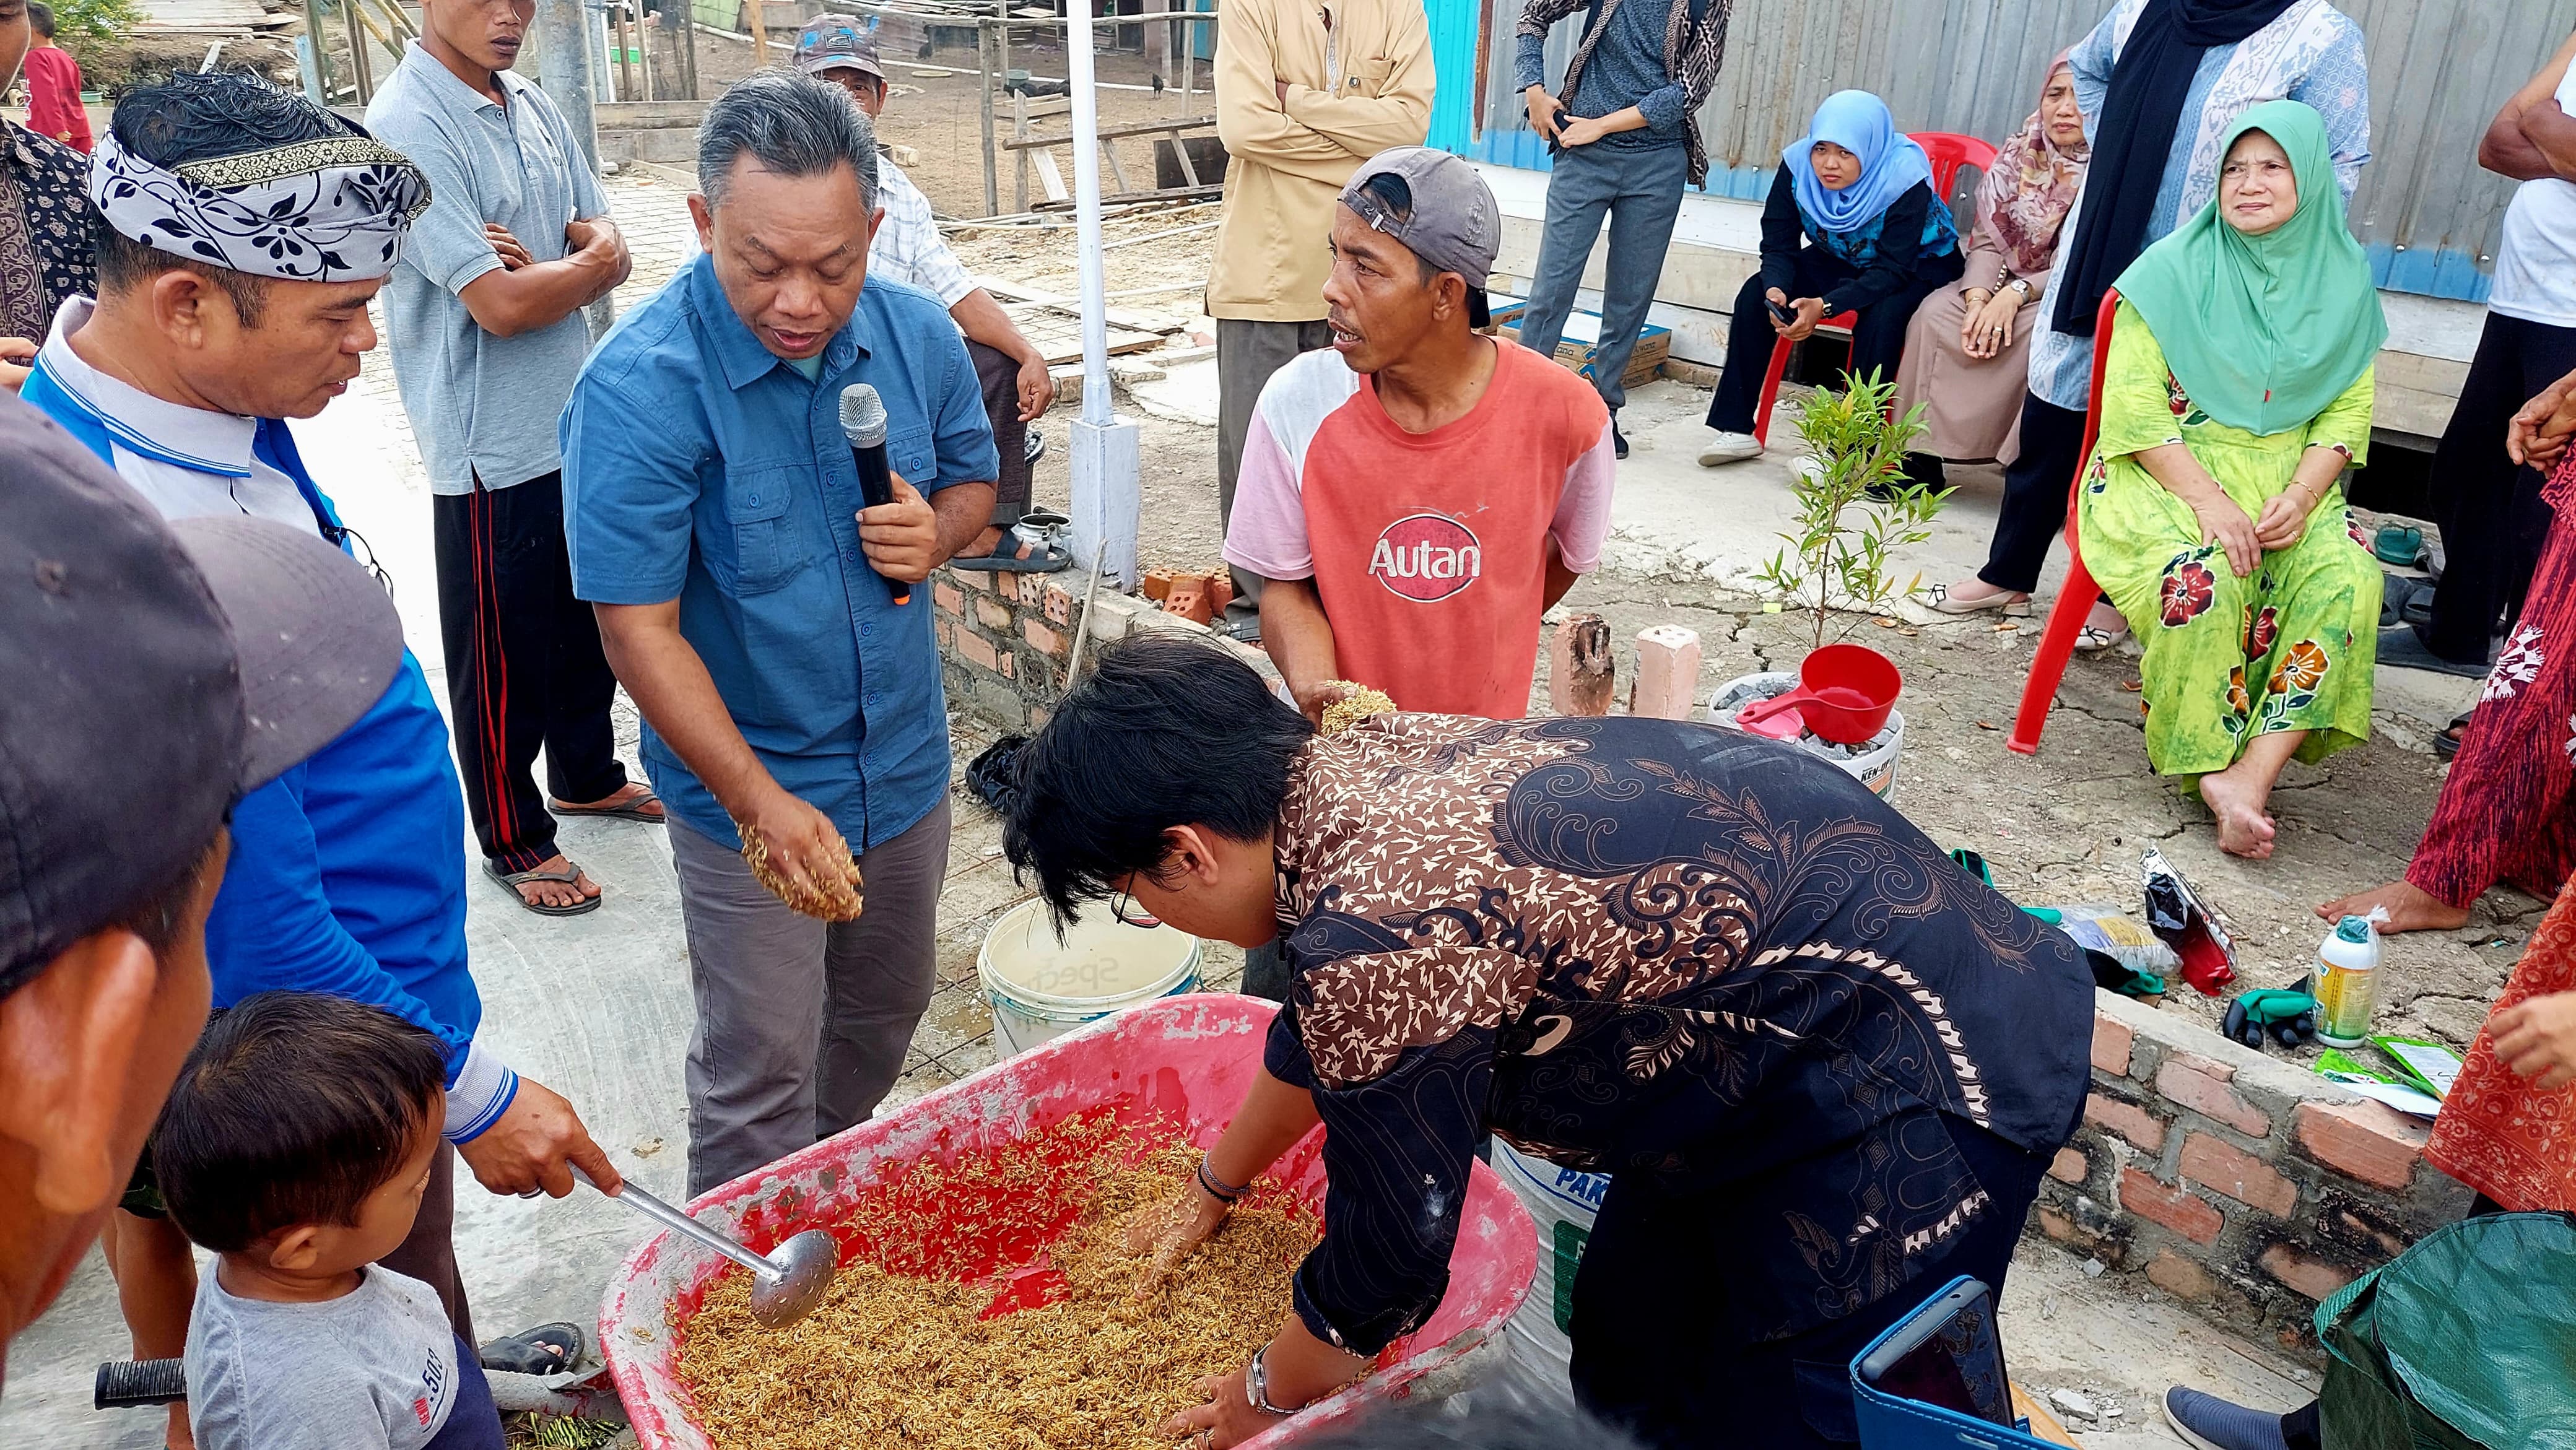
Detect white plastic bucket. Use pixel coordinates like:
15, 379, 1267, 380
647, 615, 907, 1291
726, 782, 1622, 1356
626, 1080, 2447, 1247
1707, 671, 1906, 801
1489, 1139, 1610, 1399
977, 896, 1204, 1058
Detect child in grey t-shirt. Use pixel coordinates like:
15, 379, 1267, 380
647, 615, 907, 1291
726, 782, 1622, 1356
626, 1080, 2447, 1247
156, 993, 505, 1450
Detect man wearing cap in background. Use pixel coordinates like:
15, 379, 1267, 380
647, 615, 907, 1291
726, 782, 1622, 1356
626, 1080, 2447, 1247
791, 15, 1066, 573
19, 72, 622, 1386
0, 394, 401, 1379
1209, 0, 1434, 640
1224, 147, 1614, 726
367, 0, 657, 919
567, 73, 995, 1198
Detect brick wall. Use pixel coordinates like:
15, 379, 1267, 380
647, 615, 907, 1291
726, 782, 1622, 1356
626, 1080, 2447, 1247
933, 562, 1277, 733
2043, 991, 2472, 1349
933, 567, 2465, 1355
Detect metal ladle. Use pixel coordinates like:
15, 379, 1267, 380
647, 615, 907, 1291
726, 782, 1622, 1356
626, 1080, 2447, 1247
580, 1171, 840, 1327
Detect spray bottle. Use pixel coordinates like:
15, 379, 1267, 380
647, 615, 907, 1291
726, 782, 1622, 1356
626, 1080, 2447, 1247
2313, 913, 2383, 1049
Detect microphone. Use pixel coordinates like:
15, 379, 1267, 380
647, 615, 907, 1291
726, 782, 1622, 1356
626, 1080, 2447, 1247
837, 382, 908, 607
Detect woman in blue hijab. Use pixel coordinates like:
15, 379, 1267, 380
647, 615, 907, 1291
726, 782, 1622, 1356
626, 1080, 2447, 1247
1702, 90, 1965, 464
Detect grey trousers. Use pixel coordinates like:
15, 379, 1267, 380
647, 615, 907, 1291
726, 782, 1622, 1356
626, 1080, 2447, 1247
1515, 142, 1689, 414
1216, 317, 1334, 624
671, 799, 951, 1196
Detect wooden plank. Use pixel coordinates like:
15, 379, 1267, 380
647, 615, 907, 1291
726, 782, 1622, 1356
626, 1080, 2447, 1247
1100, 137, 1133, 194
1001, 113, 1216, 150
1000, 303, 1163, 366
1032, 182, 1221, 212
980, 278, 1178, 337
1031, 150, 1068, 204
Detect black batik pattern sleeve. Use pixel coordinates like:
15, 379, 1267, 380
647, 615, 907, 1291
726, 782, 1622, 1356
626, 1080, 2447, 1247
1274, 1012, 1496, 1358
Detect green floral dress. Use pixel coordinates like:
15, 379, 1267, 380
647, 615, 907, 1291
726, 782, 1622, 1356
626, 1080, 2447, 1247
2077, 302, 2380, 779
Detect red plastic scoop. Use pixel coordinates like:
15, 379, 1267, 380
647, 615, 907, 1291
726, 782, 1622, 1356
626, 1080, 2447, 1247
1733, 644, 1902, 746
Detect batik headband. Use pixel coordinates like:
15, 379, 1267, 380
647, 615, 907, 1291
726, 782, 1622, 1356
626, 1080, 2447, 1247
90, 129, 432, 284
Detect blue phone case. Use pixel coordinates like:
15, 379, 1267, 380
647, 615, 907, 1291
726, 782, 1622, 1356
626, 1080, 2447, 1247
1849, 1276, 2060, 1450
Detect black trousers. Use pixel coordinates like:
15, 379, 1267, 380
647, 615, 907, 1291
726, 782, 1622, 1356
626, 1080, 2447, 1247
1706, 250, 1952, 434
2421, 312, 2576, 662
1569, 1121, 2049, 1449
967, 338, 1032, 532
1978, 391, 2096, 595
432, 473, 628, 874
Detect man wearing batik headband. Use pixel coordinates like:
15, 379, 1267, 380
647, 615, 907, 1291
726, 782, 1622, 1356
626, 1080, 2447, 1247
17, 71, 620, 1380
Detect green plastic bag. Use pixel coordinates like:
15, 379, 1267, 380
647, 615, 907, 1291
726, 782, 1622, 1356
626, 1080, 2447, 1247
2317, 1212, 2576, 1449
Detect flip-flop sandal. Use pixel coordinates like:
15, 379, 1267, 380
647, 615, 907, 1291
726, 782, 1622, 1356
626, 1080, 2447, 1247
2400, 589, 2434, 630
484, 859, 603, 916
2372, 524, 2427, 567
479, 1321, 586, 1376
2376, 624, 2492, 679
2434, 710, 2473, 762
551, 787, 664, 824
2074, 622, 2130, 654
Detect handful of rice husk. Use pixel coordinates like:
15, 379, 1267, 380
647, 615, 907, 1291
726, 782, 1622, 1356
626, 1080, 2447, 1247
738, 820, 864, 921
1318, 682, 1395, 737
674, 1114, 1317, 1450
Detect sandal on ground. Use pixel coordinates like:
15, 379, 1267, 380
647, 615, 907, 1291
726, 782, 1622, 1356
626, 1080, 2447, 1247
951, 523, 1073, 574
483, 859, 603, 917
2435, 710, 2472, 763
550, 786, 664, 824
2075, 602, 2130, 654
479, 1321, 586, 1376
2376, 624, 2491, 679
1926, 580, 2032, 616
2372, 524, 2427, 568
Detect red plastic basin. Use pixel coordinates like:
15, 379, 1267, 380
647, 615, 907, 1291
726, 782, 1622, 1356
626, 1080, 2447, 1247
599, 994, 1538, 1448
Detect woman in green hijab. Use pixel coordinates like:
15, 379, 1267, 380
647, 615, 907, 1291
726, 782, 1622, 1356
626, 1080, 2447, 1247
2079, 100, 2386, 861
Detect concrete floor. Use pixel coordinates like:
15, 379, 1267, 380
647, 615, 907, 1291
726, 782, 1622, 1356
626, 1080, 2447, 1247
2, 173, 2479, 1449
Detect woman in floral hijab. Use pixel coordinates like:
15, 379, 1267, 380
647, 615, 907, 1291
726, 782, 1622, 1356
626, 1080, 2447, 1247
2079, 101, 2385, 859
1895, 56, 2089, 492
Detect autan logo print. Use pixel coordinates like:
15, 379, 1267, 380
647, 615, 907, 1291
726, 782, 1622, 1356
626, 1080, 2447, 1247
1368, 512, 1482, 602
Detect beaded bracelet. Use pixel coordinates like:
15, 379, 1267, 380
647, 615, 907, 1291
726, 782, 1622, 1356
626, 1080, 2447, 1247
1197, 1156, 1251, 1204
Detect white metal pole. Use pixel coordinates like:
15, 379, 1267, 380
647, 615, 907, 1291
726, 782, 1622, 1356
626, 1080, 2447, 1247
1064, 0, 1112, 426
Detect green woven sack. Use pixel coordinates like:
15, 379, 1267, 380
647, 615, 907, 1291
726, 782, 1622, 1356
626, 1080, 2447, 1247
2317, 1212, 2576, 1450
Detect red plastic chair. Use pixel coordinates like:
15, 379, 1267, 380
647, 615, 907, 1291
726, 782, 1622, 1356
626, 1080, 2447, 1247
1751, 132, 2001, 446
2006, 287, 2122, 755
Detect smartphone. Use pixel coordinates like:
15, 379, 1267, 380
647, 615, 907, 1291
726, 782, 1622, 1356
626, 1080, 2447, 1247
1855, 1278, 2014, 1427
1767, 298, 1798, 327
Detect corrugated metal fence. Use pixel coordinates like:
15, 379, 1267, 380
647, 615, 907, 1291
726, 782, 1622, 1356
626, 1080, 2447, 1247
1464, 0, 2576, 301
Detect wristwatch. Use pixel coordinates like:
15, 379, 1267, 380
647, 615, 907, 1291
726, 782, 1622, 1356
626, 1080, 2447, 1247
1245, 1345, 1296, 1417
2006, 277, 2034, 300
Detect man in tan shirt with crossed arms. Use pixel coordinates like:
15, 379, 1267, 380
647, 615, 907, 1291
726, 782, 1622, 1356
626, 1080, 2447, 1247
1210, 0, 1434, 641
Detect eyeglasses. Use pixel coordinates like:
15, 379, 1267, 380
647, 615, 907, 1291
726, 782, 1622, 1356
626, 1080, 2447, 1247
1109, 885, 1161, 929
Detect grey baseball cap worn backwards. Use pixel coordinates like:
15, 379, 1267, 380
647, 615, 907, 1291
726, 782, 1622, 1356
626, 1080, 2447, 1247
0, 396, 404, 997
1339, 146, 1502, 328
793, 14, 885, 80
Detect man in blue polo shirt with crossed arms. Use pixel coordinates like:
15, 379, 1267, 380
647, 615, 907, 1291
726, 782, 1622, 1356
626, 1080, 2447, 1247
564, 72, 998, 1196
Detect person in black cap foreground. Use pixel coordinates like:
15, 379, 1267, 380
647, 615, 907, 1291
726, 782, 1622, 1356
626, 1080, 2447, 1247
0, 393, 402, 1383
18, 72, 621, 1391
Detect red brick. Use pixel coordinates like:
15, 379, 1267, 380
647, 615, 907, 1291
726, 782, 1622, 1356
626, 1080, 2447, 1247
2146, 1248, 2218, 1301
2178, 1132, 2297, 1217
1023, 618, 1066, 657
1163, 578, 1213, 624
1042, 582, 1075, 625
2091, 1014, 2134, 1075
1630, 625, 1702, 721
2295, 1101, 2426, 1192
2157, 1057, 2271, 1137
934, 618, 954, 649
1205, 574, 1235, 614
2169, 1051, 2237, 1083
975, 597, 1014, 633
951, 567, 993, 594
2048, 1147, 2089, 1184
2258, 1243, 2356, 1301
995, 649, 1014, 679
1142, 568, 1175, 602
2037, 1205, 2081, 1246
2084, 1092, 2167, 1153
933, 580, 966, 616
954, 629, 1001, 672
1550, 614, 1615, 717
2120, 1167, 2224, 1246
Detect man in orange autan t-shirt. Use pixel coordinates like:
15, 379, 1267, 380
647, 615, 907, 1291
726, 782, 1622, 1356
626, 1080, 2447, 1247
20, 4, 91, 154
1222, 147, 1617, 727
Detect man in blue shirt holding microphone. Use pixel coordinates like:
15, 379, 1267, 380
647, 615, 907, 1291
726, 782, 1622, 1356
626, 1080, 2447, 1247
563, 72, 998, 1197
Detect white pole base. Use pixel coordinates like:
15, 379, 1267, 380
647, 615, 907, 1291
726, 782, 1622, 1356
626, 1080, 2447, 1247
1068, 414, 1141, 593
